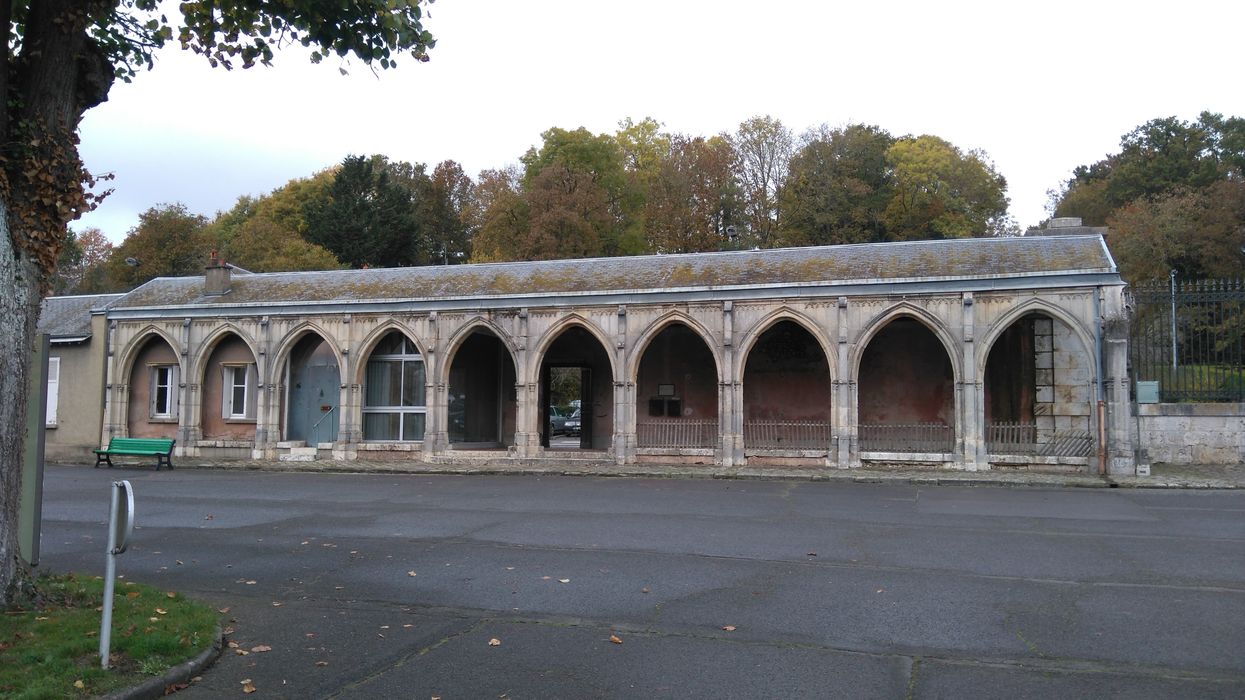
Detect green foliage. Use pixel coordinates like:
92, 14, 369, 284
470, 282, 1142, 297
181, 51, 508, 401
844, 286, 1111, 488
734, 115, 794, 247
883, 135, 1010, 240
206, 171, 342, 272
427, 160, 476, 263
105, 204, 211, 290
304, 155, 434, 267
778, 124, 895, 247
1051, 112, 1245, 282
0, 573, 217, 698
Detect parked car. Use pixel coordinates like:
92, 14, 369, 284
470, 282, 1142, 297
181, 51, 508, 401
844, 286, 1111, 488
565, 409, 581, 437
549, 407, 568, 435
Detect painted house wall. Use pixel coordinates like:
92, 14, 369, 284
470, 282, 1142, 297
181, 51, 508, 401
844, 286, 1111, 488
43, 318, 108, 458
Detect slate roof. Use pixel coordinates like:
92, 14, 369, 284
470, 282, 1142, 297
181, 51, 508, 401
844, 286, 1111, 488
110, 236, 1116, 310
37, 294, 124, 339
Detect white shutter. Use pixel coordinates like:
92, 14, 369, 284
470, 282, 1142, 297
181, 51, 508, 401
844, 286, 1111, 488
45, 357, 60, 426
149, 366, 160, 418
221, 365, 232, 419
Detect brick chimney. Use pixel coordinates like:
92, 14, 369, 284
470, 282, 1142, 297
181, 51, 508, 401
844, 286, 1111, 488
204, 251, 231, 296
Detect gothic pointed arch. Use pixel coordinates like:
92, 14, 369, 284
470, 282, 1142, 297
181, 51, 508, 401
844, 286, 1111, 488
627, 310, 722, 383
530, 313, 618, 383
734, 307, 835, 382
850, 302, 961, 383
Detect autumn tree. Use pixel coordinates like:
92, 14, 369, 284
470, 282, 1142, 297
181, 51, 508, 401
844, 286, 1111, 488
103, 203, 212, 290
1050, 112, 1245, 281
882, 135, 1010, 240
645, 134, 740, 253
51, 226, 113, 294
207, 170, 341, 272
734, 115, 794, 247
469, 166, 528, 262
0, 0, 437, 606
777, 124, 896, 247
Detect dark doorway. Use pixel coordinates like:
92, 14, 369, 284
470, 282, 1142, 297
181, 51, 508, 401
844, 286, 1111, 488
538, 326, 612, 450
634, 323, 718, 449
447, 330, 517, 447
741, 321, 832, 450
857, 317, 954, 453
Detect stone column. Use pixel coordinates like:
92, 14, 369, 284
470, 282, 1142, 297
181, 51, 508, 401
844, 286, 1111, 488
834, 296, 853, 467
253, 316, 273, 459
719, 301, 742, 467
614, 305, 632, 465
1104, 313, 1138, 475
959, 293, 984, 471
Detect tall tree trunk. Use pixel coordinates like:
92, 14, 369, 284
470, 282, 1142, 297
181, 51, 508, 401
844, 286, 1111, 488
0, 0, 115, 608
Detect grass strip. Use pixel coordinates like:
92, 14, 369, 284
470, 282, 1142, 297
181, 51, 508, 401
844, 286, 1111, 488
1, 572, 217, 699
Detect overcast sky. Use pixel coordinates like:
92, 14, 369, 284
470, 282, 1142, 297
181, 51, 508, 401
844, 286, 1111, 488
76, 0, 1245, 244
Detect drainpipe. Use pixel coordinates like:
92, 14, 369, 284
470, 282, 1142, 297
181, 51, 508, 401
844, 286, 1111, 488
1093, 287, 1107, 476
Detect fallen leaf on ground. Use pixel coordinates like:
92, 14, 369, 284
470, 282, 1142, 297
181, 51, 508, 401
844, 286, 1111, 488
73, 680, 84, 689
155, 608, 168, 615
721, 625, 737, 632
558, 578, 570, 584
407, 571, 417, 577
218, 607, 231, 614
227, 641, 240, 649
166, 592, 176, 599
402, 624, 413, 628
204, 514, 213, 520
488, 638, 501, 646
272, 602, 282, 607
541, 576, 551, 580
315, 661, 328, 667
876, 589, 885, 594
175, 560, 183, 566
641, 587, 650, 593
235, 649, 249, 656
126, 591, 139, 599
250, 645, 272, 653
241, 679, 256, 693
807, 552, 817, 556
609, 635, 623, 644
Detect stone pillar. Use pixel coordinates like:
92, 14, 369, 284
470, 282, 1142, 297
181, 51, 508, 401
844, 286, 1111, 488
834, 296, 853, 467
253, 316, 273, 458
513, 310, 538, 458
1104, 314, 1138, 475
720, 301, 742, 467
176, 319, 196, 457
959, 293, 983, 471
614, 305, 632, 465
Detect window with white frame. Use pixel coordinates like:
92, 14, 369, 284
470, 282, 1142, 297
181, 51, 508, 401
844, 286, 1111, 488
363, 332, 426, 441
45, 357, 60, 426
150, 364, 179, 419
222, 363, 257, 420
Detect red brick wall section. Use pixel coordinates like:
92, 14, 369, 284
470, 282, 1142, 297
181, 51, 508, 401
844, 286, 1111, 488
858, 319, 954, 425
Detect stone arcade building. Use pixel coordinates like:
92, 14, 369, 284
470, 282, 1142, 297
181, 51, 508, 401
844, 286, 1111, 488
98, 236, 1139, 474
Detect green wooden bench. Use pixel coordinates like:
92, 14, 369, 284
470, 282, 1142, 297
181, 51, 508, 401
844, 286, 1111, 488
94, 437, 176, 471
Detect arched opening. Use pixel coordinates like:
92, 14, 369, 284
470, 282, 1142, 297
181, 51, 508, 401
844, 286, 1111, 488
984, 312, 1094, 457
857, 317, 955, 453
362, 331, 426, 442
741, 320, 833, 451
448, 329, 517, 448
200, 332, 258, 441
635, 323, 718, 449
283, 332, 340, 445
126, 334, 180, 439
538, 325, 613, 450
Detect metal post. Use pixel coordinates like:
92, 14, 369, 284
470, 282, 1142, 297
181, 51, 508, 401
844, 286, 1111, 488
1169, 269, 1178, 372
100, 480, 134, 669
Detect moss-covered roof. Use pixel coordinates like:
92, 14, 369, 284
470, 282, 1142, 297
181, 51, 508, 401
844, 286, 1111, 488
37, 294, 123, 338
111, 236, 1115, 310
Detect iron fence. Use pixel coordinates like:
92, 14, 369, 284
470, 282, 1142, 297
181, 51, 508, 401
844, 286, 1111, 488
636, 419, 717, 448
1130, 278, 1245, 402
743, 420, 832, 450
858, 423, 954, 453
986, 422, 1094, 457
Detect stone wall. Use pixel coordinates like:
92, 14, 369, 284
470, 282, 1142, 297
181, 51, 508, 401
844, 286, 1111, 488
1136, 404, 1245, 465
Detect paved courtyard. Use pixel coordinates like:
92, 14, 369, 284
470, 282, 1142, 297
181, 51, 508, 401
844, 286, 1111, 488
37, 465, 1245, 698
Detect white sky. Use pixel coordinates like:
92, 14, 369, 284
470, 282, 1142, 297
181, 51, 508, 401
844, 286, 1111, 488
77, 0, 1245, 243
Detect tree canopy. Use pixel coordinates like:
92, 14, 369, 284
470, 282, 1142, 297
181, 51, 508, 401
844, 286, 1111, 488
1050, 112, 1245, 282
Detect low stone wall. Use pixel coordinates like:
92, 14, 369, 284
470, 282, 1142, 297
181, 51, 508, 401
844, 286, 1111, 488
1136, 403, 1245, 465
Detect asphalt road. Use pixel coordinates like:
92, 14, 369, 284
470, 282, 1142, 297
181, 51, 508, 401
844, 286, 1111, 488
36, 465, 1245, 699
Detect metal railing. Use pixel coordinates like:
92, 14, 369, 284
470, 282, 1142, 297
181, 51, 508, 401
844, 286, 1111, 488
986, 421, 1094, 457
743, 420, 831, 449
1130, 277, 1245, 402
858, 423, 954, 453
636, 419, 717, 448
310, 405, 337, 446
